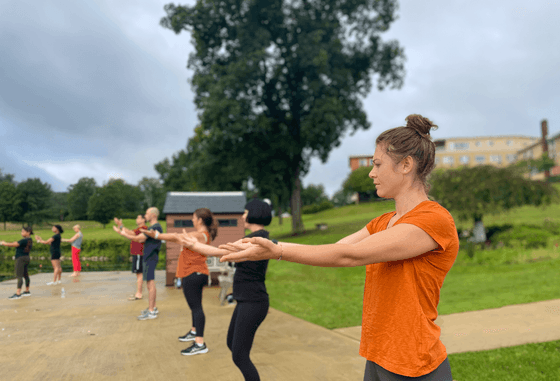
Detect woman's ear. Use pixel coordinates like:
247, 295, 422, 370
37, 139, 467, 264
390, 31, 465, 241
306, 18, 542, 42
401, 156, 414, 174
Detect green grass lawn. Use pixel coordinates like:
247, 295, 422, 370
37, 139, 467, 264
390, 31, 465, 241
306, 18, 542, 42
448, 340, 560, 380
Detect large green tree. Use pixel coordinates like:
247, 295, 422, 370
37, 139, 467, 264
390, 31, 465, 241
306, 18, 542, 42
429, 165, 558, 231
0, 181, 22, 230
138, 177, 166, 213
47, 192, 69, 222
16, 178, 53, 226
160, 0, 405, 233
105, 179, 144, 216
87, 186, 122, 228
67, 177, 98, 220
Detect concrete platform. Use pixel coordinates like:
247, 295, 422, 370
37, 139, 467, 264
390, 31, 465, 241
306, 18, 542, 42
0, 271, 365, 381
333, 299, 560, 354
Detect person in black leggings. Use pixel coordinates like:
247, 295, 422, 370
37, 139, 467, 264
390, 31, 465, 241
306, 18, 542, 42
181, 198, 273, 380
1, 226, 34, 299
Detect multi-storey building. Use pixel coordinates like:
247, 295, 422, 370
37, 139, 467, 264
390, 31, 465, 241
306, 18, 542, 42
433, 135, 537, 169
516, 132, 560, 179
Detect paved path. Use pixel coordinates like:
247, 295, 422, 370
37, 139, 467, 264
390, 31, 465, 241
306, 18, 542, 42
0, 271, 365, 381
1, 271, 559, 380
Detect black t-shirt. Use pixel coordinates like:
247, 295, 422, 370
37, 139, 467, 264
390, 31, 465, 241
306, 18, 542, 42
50, 234, 61, 255
232, 229, 270, 302
15, 238, 32, 258
143, 223, 163, 260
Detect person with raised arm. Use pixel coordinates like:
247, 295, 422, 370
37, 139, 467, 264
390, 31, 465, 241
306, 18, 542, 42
1, 226, 34, 299
61, 224, 83, 277
141, 207, 218, 356
180, 199, 274, 380
36, 225, 64, 285
114, 215, 148, 301
216, 115, 459, 381
114, 207, 162, 320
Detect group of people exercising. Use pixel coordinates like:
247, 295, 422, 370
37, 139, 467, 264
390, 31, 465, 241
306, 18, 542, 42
1, 115, 459, 380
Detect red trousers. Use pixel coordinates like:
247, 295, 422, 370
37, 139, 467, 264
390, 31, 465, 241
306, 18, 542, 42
71, 246, 82, 272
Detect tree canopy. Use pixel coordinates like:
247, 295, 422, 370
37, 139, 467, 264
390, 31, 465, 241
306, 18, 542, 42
67, 177, 98, 220
160, 0, 405, 233
429, 165, 558, 224
16, 178, 53, 226
342, 165, 378, 202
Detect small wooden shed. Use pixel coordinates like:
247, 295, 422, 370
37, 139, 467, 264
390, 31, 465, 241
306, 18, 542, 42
162, 191, 246, 286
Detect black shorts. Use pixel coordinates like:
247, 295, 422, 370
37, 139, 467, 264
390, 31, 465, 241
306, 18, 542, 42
131, 255, 143, 274
51, 252, 61, 260
143, 255, 158, 282
364, 357, 452, 381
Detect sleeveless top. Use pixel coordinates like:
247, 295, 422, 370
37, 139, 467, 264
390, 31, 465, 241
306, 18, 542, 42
50, 234, 61, 255
175, 231, 211, 278
72, 232, 83, 249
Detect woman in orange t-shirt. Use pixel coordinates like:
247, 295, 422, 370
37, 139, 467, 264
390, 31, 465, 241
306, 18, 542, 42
219, 115, 459, 380
142, 208, 218, 356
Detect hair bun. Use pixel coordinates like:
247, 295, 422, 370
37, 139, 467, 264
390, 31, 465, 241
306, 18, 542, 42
405, 114, 438, 136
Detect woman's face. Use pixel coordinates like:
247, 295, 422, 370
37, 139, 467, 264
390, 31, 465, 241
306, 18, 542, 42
73, 226, 79, 233
369, 145, 406, 199
192, 214, 199, 228
21, 229, 29, 237
52, 226, 58, 233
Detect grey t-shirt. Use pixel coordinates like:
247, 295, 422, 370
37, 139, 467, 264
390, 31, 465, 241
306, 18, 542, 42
143, 223, 163, 260
72, 232, 83, 249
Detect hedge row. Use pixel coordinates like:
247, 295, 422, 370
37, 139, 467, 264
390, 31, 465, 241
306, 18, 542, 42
0, 238, 166, 277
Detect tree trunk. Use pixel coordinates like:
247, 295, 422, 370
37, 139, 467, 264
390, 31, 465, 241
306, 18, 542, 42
290, 168, 304, 234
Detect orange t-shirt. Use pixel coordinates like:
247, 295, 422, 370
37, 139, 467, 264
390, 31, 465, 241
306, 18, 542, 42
175, 231, 211, 278
359, 201, 459, 377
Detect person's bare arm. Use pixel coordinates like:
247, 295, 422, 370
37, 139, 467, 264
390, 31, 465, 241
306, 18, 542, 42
220, 224, 438, 267
62, 233, 80, 243
180, 236, 230, 257
0, 241, 20, 248
36, 236, 54, 245
114, 227, 147, 243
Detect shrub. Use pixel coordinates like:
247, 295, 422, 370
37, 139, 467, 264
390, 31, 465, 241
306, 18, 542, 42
493, 225, 551, 249
486, 224, 514, 243
302, 200, 335, 215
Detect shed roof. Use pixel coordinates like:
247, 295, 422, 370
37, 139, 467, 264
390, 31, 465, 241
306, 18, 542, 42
163, 192, 247, 214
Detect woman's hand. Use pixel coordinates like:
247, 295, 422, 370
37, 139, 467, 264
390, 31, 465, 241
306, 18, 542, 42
219, 237, 281, 263
112, 225, 122, 234
218, 239, 250, 252
180, 235, 198, 250
114, 217, 123, 226
36, 235, 42, 242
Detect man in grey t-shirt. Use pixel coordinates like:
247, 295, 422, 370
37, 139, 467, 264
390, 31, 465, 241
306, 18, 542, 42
115, 207, 162, 320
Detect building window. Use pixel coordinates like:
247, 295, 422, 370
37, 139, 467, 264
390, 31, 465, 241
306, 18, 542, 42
507, 154, 517, 162
460, 155, 470, 164
443, 156, 454, 164
218, 219, 238, 227
369, 159, 374, 166
488, 141, 494, 146
476, 141, 481, 147
451, 142, 469, 150
359, 159, 367, 166
506, 140, 512, 146
475, 156, 485, 164
174, 220, 194, 228
490, 155, 502, 163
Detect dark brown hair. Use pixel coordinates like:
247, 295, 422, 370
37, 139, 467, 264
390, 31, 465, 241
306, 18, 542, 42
23, 226, 34, 235
194, 208, 218, 240
375, 114, 438, 192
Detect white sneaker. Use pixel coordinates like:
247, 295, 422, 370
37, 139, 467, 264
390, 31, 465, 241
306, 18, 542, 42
46, 282, 55, 285
56, 281, 62, 284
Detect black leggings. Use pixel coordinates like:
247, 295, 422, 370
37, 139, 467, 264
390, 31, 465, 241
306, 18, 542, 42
15, 256, 30, 289
227, 300, 269, 381
182, 273, 208, 337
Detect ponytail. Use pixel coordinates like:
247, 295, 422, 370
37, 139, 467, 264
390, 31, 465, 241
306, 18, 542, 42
194, 208, 218, 240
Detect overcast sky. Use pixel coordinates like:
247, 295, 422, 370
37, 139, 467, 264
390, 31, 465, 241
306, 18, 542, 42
1, 0, 559, 197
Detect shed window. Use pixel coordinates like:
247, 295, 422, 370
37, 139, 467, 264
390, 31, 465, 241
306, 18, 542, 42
218, 219, 238, 227
174, 220, 194, 228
